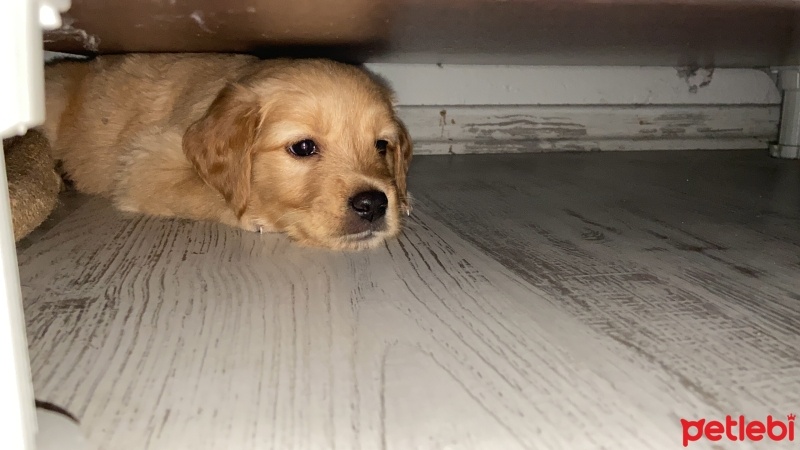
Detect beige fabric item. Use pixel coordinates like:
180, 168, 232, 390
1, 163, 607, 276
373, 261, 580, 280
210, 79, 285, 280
2, 130, 61, 242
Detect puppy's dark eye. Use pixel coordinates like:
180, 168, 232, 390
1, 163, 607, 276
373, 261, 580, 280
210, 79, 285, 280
288, 139, 318, 157
375, 140, 389, 154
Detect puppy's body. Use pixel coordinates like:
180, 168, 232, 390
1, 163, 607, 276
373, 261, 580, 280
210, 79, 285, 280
44, 54, 250, 228
43, 54, 412, 249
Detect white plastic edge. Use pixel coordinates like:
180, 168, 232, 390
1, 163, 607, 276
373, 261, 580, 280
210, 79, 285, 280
1, 0, 71, 139
0, 1, 70, 450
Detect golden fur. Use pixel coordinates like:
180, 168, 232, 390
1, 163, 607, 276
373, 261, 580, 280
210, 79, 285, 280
42, 54, 412, 250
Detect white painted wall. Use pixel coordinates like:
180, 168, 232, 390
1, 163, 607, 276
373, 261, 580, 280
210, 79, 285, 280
366, 64, 781, 106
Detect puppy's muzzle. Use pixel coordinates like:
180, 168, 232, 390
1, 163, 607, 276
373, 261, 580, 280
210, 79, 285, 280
349, 190, 388, 223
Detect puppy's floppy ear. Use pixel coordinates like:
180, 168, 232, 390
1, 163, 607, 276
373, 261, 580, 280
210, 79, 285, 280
369, 70, 413, 212
182, 83, 261, 218
392, 118, 413, 214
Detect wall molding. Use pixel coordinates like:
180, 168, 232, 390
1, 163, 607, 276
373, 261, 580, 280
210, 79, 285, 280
366, 64, 781, 153
398, 105, 778, 154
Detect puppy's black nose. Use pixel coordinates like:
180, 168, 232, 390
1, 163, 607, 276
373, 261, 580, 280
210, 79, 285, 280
349, 190, 388, 222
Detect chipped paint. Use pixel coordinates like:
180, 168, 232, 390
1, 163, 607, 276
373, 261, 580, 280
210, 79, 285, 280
677, 66, 715, 94
464, 118, 588, 140
43, 18, 100, 52
190, 11, 213, 33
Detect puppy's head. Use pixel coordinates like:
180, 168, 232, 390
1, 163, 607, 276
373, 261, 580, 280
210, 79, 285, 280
182, 59, 412, 250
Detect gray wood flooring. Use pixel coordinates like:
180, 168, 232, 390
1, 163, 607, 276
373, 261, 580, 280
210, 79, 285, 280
17, 150, 800, 450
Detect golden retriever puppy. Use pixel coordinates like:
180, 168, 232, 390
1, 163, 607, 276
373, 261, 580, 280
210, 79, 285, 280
42, 54, 412, 250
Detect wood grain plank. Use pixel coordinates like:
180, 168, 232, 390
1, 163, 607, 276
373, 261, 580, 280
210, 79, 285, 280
410, 150, 800, 423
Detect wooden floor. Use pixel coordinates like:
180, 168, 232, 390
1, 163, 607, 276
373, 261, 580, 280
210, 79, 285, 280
17, 150, 800, 450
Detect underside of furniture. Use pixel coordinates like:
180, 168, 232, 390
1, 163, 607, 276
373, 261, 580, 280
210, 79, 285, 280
45, 0, 800, 67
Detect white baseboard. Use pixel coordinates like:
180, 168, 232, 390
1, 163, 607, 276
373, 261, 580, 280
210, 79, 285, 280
366, 64, 781, 153
398, 105, 779, 154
